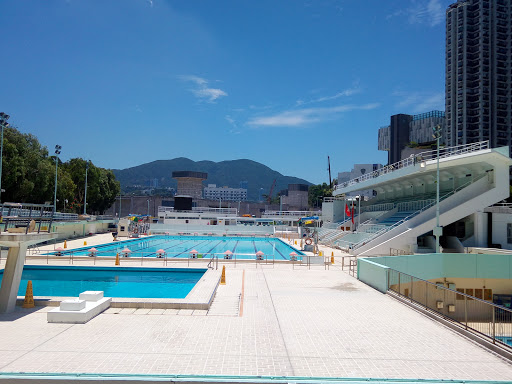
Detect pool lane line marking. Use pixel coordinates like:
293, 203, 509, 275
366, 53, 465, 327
265, 240, 287, 260
173, 240, 210, 258
151, 239, 195, 257
231, 240, 239, 254
239, 269, 245, 317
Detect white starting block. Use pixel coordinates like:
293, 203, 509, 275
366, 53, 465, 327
47, 291, 111, 324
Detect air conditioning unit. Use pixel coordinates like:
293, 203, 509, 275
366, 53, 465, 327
436, 301, 444, 309
448, 304, 456, 313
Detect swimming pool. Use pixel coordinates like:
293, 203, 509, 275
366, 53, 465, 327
0, 266, 206, 299
50, 235, 304, 260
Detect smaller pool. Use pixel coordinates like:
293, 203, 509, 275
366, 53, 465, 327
0, 266, 206, 299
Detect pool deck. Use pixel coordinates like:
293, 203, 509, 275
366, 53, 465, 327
0, 234, 511, 381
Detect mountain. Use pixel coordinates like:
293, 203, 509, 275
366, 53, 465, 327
113, 158, 312, 201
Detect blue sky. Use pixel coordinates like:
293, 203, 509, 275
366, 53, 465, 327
0, 0, 452, 184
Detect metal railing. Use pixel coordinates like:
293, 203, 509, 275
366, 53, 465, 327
262, 210, 320, 218
388, 269, 512, 350
335, 140, 489, 190
397, 199, 435, 212
361, 203, 394, 213
158, 206, 238, 215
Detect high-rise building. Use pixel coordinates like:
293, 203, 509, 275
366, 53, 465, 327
445, 0, 511, 148
378, 111, 446, 164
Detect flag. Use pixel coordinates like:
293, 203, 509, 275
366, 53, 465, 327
345, 203, 351, 217
351, 201, 355, 224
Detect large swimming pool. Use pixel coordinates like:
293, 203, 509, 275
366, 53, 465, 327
0, 266, 206, 299
50, 235, 303, 260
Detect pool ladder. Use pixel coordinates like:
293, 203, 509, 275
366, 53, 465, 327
207, 254, 218, 270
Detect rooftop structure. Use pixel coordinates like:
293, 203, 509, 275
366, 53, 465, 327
172, 171, 208, 200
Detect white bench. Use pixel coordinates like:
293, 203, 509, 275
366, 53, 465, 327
47, 291, 111, 324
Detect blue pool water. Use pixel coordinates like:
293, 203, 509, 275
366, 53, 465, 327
496, 336, 512, 347
50, 235, 303, 260
0, 266, 206, 299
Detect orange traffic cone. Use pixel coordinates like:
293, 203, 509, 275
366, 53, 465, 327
22, 281, 35, 308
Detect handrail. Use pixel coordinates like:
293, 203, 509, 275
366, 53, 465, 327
335, 140, 489, 190
387, 268, 512, 350
347, 173, 489, 250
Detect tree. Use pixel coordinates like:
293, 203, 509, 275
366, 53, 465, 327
1, 127, 54, 203
308, 183, 333, 207
1, 125, 120, 213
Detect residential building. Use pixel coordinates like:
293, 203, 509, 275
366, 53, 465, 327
378, 111, 446, 164
203, 184, 248, 201
445, 0, 512, 148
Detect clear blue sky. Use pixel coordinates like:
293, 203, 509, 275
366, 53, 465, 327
0, 0, 452, 184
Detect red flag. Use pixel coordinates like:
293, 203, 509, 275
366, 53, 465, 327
351, 201, 355, 224
345, 203, 351, 217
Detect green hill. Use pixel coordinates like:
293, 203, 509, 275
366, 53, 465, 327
113, 158, 312, 201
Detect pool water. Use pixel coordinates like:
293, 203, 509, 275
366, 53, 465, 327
496, 336, 512, 347
0, 266, 206, 299
51, 235, 303, 260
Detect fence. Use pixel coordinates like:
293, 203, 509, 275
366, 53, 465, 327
388, 268, 512, 350
23, 250, 335, 271
335, 140, 489, 190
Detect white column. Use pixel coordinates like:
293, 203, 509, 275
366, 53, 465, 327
0, 243, 28, 313
474, 211, 488, 248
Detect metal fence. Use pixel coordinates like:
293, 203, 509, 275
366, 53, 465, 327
335, 140, 489, 190
25, 250, 334, 271
388, 269, 512, 350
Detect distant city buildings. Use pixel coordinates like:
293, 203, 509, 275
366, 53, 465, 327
203, 184, 248, 201
445, 0, 512, 149
378, 111, 446, 164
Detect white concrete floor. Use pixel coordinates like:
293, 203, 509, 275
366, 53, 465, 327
0, 234, 511, 380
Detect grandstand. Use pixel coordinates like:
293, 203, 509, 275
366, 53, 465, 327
322, 141, 512, 255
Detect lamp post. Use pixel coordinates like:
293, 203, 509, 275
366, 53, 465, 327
357, 195, 361, 228
84, 160, 90, 215
147, 199, 150, 216
433, 125, 443, 253
0, 112, 10, 204
53, 145, 62, 215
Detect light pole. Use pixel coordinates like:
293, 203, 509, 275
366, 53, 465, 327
147, 199, 150, 216
0, 112, 10, 204
357, 195, 361, 228
433, 125, 443, 253
84, 160, 90, 215
53, 145, 62, 215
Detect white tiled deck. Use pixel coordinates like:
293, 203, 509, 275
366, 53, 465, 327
0, 235, 511, 380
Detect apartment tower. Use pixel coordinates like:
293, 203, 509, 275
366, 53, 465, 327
445, 0, 511, 148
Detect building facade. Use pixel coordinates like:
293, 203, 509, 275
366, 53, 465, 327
379, 111, 446, 164
203, 184, 248, 201
445, 0, 511, 148
172, 171, 208, 200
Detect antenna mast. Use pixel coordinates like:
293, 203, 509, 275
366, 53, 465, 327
327, 156, 332, 188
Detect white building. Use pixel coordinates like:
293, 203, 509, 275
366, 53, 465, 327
337, 164, 383, 200
203, 184, 248, 201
